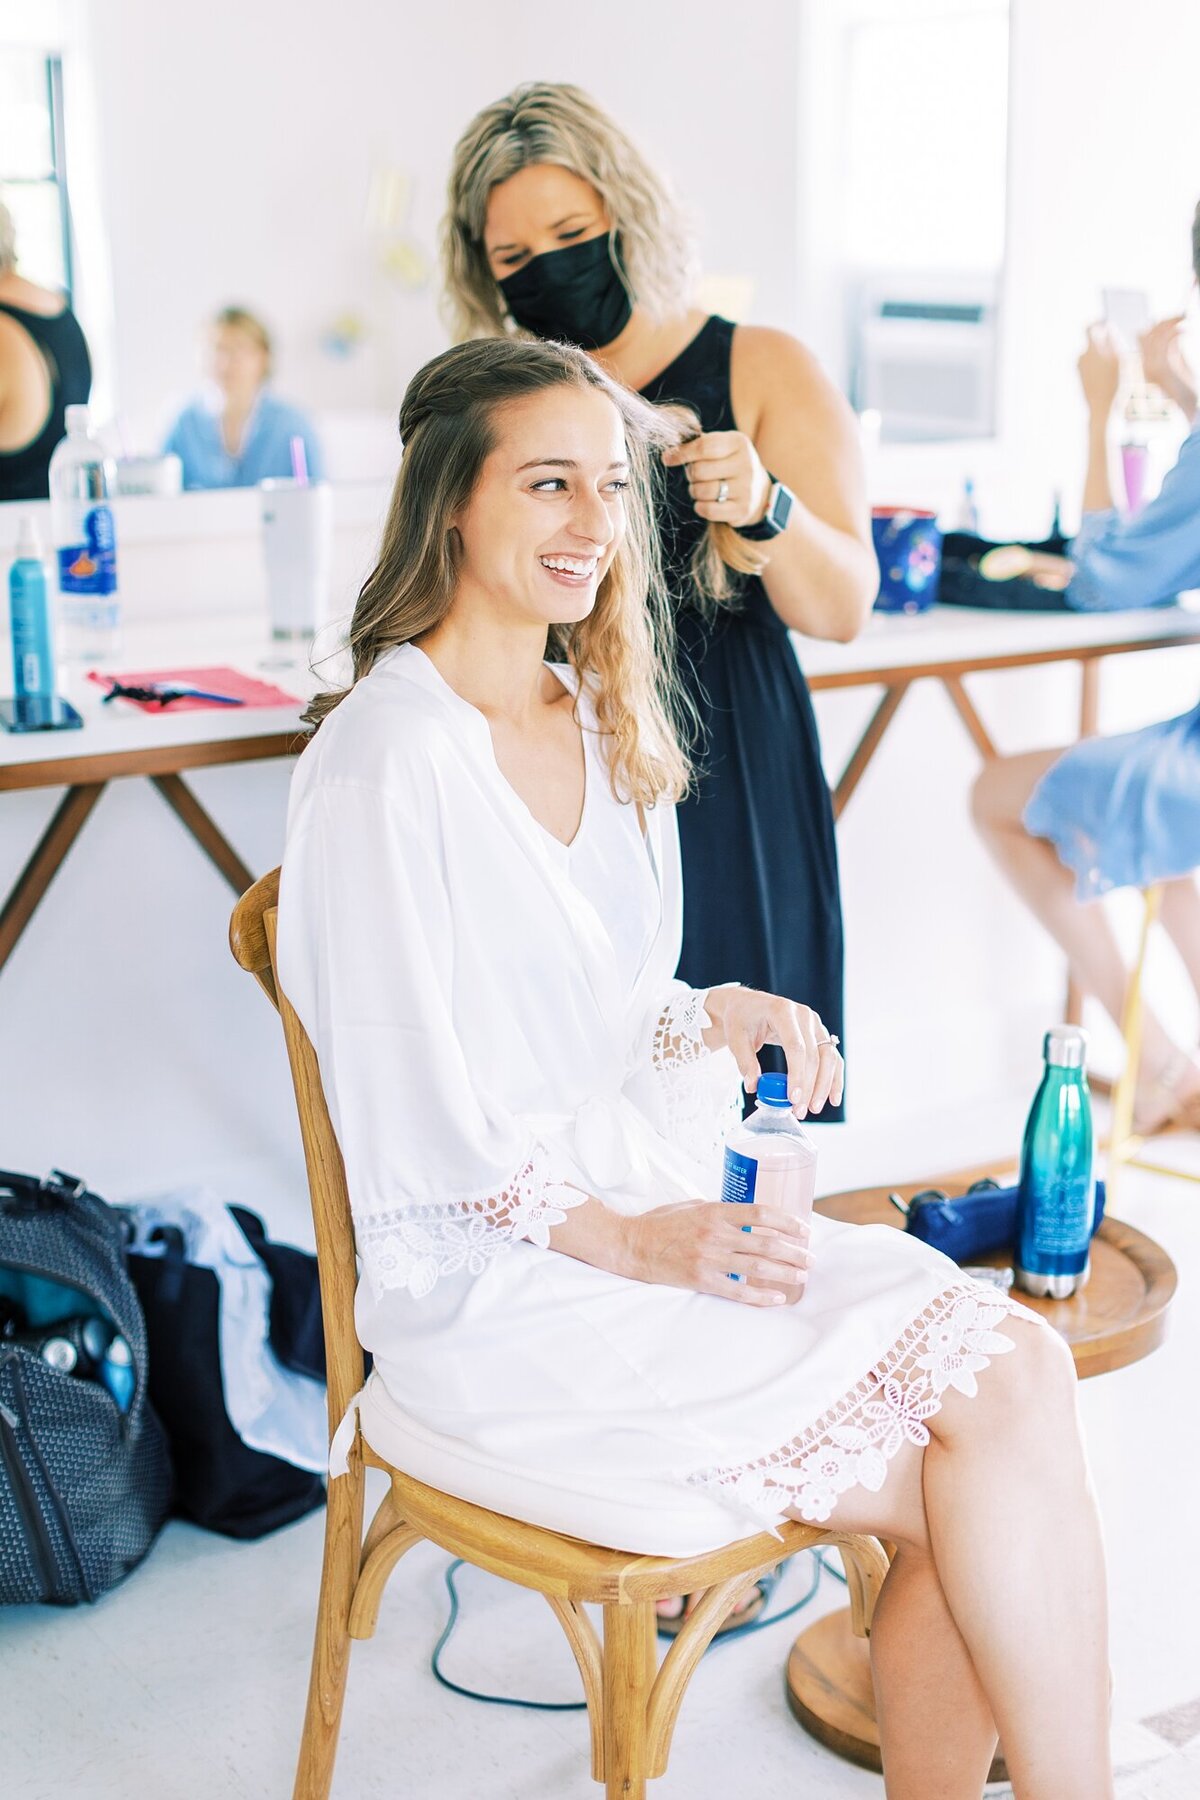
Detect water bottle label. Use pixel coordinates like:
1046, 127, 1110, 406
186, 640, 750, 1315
1020, 1175, 1092, 1268
721, 1146, 758, 1206
57, 505, 117, 594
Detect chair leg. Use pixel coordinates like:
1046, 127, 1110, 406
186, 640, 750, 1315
292, 1460, 366, 1800
1108, 884, 1162, 1209
601, 1600, 657, 1800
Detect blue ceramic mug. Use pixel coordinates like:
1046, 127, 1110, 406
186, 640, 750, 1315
872, 507, 943, 613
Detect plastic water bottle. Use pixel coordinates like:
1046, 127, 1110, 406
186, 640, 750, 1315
8, 516, 56, 710
99, 1334, 135, 1413
1014, 1026, 1094, 1298
48, 405, 120, 662
721, 1073, 816, 1284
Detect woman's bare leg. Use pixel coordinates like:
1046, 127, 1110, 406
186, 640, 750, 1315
788, 1316, 1113, 1799
1159, 874, 1200, 1003
971, 751, 1197, 1097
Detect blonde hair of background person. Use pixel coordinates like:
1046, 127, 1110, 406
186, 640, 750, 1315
305, 334, 691, 806
440, 81, 876, 641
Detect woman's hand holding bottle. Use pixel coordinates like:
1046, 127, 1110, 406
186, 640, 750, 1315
618, 1199, 812, 1305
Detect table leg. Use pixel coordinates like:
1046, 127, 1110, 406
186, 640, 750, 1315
785, 1608, 1008, 1783
150, 773, 256, 896
0, 783, 106, 974
941, 674, 999, 761
831, 684, 908, 820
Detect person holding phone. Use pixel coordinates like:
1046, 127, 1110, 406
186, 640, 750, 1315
972, 205, 1200, 1132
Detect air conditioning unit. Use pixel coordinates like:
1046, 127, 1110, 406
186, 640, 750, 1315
851, 274, 999, 442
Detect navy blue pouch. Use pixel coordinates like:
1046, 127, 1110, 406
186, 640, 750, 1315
894, 1179, 1107, 1263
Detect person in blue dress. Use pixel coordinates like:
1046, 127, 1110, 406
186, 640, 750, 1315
972, 202, 1200, 1134
164, 306, 324, 490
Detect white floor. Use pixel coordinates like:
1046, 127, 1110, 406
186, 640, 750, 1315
3, 1107, 1199, 1800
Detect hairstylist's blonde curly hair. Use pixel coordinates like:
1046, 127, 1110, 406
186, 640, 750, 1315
440, 82, 769, 609
304, 338, 694, 807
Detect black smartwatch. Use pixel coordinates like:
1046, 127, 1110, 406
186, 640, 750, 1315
738, 476, 794, 541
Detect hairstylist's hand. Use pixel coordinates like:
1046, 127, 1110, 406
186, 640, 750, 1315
661, 431, 773, 528
1077, 324, 1122, 419
704, 986, 844, 1117
622, 1200, 812, 1305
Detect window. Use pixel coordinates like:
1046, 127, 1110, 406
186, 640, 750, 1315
0, 50, 72, 298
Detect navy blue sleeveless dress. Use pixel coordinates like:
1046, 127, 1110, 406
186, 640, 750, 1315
640, 316, 846, 1118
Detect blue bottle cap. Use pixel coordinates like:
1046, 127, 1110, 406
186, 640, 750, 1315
756, 1073, 791, 1107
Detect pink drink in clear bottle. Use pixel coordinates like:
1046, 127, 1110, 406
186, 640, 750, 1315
721, 1072, 816, 1287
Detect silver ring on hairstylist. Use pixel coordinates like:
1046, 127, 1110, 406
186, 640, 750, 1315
716, 479, 730, 504
817, 1033, 840, 1049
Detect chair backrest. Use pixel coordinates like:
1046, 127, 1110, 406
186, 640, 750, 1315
230, 869, 366, 1436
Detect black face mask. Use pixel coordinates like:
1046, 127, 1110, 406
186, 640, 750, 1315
498, 234, 633, 351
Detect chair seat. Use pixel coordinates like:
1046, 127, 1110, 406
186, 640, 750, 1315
364, 1443, 833, 1606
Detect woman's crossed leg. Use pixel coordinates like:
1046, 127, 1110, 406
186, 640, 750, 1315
787, 1314, 1112, 1800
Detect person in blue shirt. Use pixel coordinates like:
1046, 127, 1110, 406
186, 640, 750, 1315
164, 305, 324, 490
972, 202, 1200, 1135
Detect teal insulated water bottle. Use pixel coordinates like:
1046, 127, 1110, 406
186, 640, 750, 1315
1014, 1026, 1094, 1298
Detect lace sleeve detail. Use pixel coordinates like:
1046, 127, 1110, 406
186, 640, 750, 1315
354, 1140, 586, 1301
650, 986, 742, 1173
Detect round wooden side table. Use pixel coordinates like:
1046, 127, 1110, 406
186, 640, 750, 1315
784, 1173, 1177, 1781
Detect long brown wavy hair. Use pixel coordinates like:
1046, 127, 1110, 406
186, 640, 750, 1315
304, 338, 694, 806
440, 81, 768, 610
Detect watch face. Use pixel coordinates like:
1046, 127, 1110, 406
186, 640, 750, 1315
769, 482, 793, 533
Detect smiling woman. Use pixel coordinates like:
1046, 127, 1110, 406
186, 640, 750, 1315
278, 334, 1115, 1800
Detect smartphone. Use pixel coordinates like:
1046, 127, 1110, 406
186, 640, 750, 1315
1102, 286, 1151, 345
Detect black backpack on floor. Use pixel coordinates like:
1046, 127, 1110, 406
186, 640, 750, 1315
0, 1170, 172, 1606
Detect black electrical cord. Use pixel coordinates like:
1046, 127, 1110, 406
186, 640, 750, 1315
430, 1547, 848, 1712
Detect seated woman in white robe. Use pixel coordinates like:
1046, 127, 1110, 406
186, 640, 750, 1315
278, 338, 1113, 1798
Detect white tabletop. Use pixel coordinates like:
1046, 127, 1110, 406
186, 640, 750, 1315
5, 602, 1199, 776
793, 598, 1200, 681
0, 619, 328, 775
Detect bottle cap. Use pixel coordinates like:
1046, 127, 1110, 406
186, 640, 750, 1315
1044, 1025, 1088, 1069
756, 1072, 791, 1107
14, 515, 42, 560
64, 404, 90, 435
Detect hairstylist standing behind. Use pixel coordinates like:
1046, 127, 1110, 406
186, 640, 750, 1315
442, 84, 876, 1120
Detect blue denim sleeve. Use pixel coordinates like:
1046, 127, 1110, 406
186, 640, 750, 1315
1065, 425, 1200, 611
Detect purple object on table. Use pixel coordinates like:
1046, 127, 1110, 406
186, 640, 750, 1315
872, 507, 943, 613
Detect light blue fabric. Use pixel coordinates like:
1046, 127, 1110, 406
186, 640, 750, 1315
1024, 699, 1200, 898
1065, 421, 1200, 612
163, 388, 324, 490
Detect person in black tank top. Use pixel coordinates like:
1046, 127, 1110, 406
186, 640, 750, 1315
0, 207, 93, 502
442, 85, 878, 1134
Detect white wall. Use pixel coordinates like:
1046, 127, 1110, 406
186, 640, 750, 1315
70, 0, 801, 452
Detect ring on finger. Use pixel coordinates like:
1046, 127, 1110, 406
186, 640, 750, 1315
716, 478, 730, 504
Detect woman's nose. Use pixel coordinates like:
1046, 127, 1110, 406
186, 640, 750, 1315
568, 485, 616, 548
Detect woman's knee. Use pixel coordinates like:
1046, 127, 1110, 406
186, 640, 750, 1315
969, 749, 1054, 834
936, 1312, 1078, 1443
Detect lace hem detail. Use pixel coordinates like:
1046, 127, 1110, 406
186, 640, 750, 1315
355, 1143, 586, 1300
651, 987, 743, 1170
687, 1283, 1042, 1524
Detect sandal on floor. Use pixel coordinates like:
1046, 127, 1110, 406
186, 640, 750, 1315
655, 1562, 783, 1641
1132, 1051, 1200, 1138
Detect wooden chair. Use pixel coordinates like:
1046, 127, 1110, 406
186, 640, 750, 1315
1107, 883, 1200, 1205
230, 868, 890, 1800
